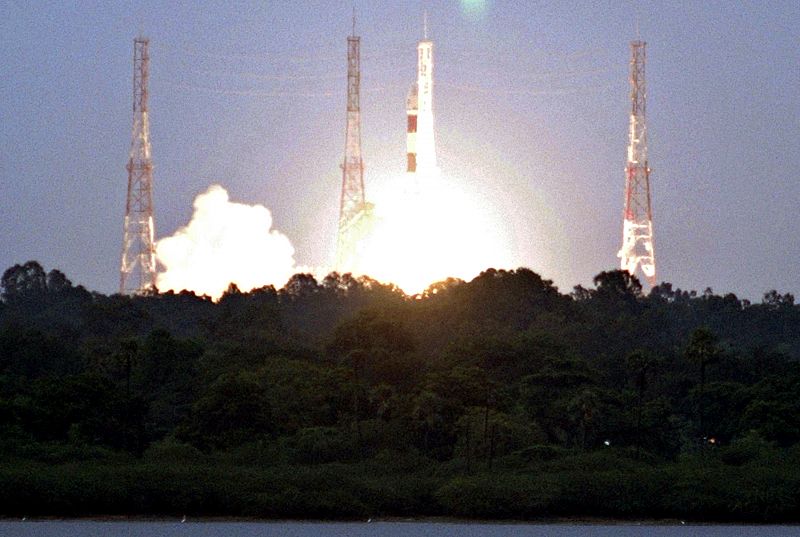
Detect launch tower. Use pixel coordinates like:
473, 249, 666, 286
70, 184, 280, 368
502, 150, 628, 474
335, 21, 372, 272
618, 40, 656, 286
120, 37, 157, 295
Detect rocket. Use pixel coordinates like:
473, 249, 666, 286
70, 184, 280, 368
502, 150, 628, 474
406, 84, 417, 172
406, 36, 436, 174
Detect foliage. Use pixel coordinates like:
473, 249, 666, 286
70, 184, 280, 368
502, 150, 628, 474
1, 263, 800, 520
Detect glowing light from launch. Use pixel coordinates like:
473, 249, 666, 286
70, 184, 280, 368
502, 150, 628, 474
355, 169, 512, 295
156, 185, 297, 300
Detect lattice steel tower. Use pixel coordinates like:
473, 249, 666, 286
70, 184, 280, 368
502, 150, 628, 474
120, 37, 157, 294
335, 20, 372, 272
618, 40, 656, 286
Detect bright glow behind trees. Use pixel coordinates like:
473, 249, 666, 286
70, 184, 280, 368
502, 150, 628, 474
354, 169, 512, 295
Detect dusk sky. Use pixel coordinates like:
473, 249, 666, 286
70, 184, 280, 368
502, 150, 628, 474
1, 0, 798, 300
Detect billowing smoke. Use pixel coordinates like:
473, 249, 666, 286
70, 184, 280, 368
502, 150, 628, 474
156, 185, 297, 300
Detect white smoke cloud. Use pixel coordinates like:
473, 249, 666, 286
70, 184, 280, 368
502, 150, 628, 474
156, 185, 297, 300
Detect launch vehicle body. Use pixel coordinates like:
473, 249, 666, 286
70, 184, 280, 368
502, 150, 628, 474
407, 40, 436, 174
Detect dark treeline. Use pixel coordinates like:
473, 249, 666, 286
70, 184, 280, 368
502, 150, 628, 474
1, 260, 799, 521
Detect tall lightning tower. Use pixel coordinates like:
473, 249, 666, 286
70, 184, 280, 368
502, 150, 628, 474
335, 18, 372, 272
120, 37, 157, 295
406, 16, 436, 175
618, 40, 656, 286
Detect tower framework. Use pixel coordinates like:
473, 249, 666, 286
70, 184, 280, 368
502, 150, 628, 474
335, 27, 372, 273
618, 40, 656, 286
120, 37, 157, 295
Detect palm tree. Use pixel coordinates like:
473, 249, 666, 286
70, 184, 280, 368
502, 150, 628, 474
626, 350, 653, 458
684, 327, 720, 446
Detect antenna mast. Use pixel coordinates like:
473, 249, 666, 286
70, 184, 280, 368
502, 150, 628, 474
120, 37, 157, 295
618, 40, 656, 286
335, 21, 372, 273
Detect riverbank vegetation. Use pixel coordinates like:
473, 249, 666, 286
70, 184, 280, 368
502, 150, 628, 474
1, 261, 799, 521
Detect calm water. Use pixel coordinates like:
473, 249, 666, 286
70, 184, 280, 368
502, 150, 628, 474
0, 521, 797, 537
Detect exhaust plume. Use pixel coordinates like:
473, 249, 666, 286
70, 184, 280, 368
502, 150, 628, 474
355, 170, 512, 295
156, 185, 297, 300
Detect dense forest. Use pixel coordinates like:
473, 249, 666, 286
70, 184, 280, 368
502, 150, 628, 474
1, 260, 799, 521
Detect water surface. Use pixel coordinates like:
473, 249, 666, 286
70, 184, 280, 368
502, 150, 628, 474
1, 521, 797, 537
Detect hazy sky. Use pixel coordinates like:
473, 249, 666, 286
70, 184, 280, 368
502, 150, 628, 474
1, 0, 798, 299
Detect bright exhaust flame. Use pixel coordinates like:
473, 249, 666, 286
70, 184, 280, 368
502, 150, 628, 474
355, 169, 511, 295
156, 185, 297, 300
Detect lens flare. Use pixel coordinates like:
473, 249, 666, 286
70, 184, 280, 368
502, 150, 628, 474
354, 169, 512, 295
460, 0, 488, 18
